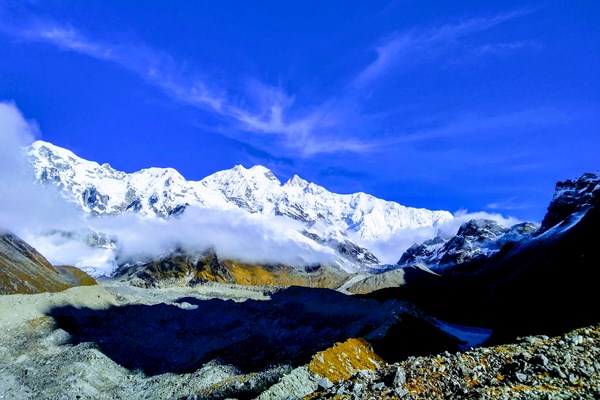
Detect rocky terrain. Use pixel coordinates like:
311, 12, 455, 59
0, 279, 483, 400
311, 324, 600, 399
1, 277, 597, 399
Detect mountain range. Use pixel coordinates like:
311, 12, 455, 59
26, 140, 453, 273
28, 141, 452, 239
23, 140, 600, 317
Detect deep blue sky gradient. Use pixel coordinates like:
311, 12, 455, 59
0, 1, 599, 221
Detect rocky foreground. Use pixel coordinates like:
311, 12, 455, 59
311, 324, 600, 400
0, 280, 597, 399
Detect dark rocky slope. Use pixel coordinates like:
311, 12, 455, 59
367, 171, 600, 343
0, 233, 96, 294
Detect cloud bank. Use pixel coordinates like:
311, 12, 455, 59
0, 101, 339, 274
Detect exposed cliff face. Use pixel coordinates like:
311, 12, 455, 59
0, 233, 96, 294
115, 251, 351, 290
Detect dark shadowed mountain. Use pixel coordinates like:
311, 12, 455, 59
366, 171, 600, 343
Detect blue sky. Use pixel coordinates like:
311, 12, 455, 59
0, 1, 598, 221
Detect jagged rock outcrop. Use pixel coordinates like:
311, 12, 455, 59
303, 231, 380, 266
0, 233, 96, 294
537, 171, 600, 235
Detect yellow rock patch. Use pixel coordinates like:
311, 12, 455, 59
308, 338, 384, 383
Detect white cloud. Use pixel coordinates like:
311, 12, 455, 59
94, 208, 338, 266
0, 102, 84, 235
26, 207, 341, 276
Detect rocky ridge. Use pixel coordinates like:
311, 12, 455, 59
115, 250, 352, 290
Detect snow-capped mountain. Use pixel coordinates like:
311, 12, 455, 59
27, 140, 453, 242
397, 219, 538, 269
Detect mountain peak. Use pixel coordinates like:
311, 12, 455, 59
211, 164, 280, 185
30, 140, 79, 160
398, 218, 536, 269
285, 174, 309, 187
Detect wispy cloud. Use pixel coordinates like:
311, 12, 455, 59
388, 107, 577, 145
474, 40, 541, 56
352, 10, 533, 88
486, 197, 536, 211
0, 9, 538, 158
5, 21, 374, 156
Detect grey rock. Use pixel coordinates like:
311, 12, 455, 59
317, 378, 333, 390
569, 374, 579, 385
393, 366, 406, 387
394, 386, 409, 397
571, 335, 583, 345
534, 354, 549, 367
352, 383, 363, 393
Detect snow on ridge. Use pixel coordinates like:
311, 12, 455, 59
27, 140, 453, 240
